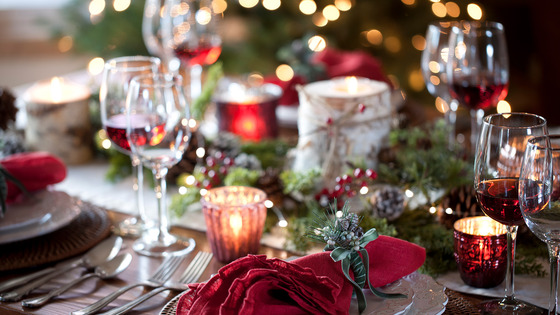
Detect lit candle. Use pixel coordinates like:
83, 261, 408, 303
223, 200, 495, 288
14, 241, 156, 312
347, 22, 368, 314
453, 216, 508, 288
293, 76, 392, 185
24, 77, 92, 164
213, 77, 282, 141
201, 186, 267, 263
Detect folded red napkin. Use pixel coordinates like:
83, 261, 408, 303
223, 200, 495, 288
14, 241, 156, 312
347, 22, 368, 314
312, 48, 393, 88
264, 75, 307, 106
0, 152, 67, 203
176, 235, 425, 315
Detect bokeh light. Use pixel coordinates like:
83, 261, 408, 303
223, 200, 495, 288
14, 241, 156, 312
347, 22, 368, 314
88, 57, 105, 76
497, 100, 511, 113
239, 0, 258, 8
384, 36, 401, 53
431, 2, 446, 18
366, 29, 383, 45
334, 0, 352, 11
308, 35, 326, 52
57, 36, 73, 53
263, 0, 281, 11
89, 0, 106, 15
299, 0, 316, 15
323, 5, 340, 21
113, 0, 130, 12
276, 64, 294, 81
467, 3, 483, 20
445, 2, 460, 17
412, 34, 425, 51
312, 12, 328, 27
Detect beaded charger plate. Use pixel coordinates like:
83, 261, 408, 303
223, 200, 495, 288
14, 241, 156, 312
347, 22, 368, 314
159, 272, 447, 315
0, 200, 111, 272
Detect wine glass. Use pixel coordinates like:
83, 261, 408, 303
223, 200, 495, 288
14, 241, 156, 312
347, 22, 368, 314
162, 0, 222, 103
448, 21, 509, 154
142, 0, 180, 73
421, 21, 459, 146
519, 135, 560, 314
474, 112, 547, 314
100, 56, 161, 237
126, 72, 195, 257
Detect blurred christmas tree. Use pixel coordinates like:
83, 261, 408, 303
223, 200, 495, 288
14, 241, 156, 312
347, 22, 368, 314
51, 0, 505, 105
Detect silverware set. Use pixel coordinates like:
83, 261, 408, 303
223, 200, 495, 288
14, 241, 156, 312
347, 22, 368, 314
0, 235, 213, 314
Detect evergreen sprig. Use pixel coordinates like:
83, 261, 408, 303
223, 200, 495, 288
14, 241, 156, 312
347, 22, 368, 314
0, 165, 28, 217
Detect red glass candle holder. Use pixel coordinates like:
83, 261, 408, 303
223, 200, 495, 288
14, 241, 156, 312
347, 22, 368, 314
201, 186, 267, 263
213, 77, 282, 142
453, 216, 508, 288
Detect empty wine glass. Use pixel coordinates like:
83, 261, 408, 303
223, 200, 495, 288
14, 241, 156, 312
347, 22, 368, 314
519, 135, 560, 314
100, 56, 161, 237
142, 0, 180, 73
475, 112, 547, 314
162, 0, 222, 103
126, 73, 195, 257
421, 21, 459, 145
448, 21, 509, 154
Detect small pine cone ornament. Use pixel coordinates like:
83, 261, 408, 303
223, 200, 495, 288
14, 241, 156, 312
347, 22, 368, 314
370, 185, 405, 221
437, 185, 484, 229
209, 132, 241, 158
256, 169, 284, 207
0, 130, 26, 159
167, 129, 202, 184
234, 153, 262, 171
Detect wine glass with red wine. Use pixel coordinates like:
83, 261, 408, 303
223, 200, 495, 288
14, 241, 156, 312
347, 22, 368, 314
448, 21, 509, 153
100, 56, 161, 237
520, 135, 560, 314
126, 73, 195, 257
475, 112, 547, 314
162, 0, 222, 103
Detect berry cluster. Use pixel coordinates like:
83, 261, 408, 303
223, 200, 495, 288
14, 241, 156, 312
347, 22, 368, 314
196, 151, 235, 189
321, 212, 364, 251
315, 168, 378, 208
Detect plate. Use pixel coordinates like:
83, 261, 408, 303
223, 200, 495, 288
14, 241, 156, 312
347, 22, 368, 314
0, 190, 81, 244
159, 272, 447, 315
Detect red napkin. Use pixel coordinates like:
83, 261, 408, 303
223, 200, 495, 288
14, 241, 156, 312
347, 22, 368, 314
312, 48, 393, 88
264, 75, 307, 106
176, 235, 425, 315
1, 152, 67, 203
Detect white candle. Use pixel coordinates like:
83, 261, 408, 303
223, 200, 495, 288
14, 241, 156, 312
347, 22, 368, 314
305, 76, 386, 99
24, 77, 92, 164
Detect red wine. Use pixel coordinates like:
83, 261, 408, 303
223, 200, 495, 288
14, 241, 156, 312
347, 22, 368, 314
475, 178, 525, 226
105, 114, 158, 151
173, 43, 221, 66
450, 79, 508, 110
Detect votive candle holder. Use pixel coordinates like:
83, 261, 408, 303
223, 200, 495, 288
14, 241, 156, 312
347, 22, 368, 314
201, 186, 267, 263
453, 216, 508, 288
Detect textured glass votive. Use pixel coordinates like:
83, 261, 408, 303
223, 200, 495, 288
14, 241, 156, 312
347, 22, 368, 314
201, 186, 267, 263
453, 216, 508, 288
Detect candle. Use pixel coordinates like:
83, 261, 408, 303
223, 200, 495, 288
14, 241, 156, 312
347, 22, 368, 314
201, 186, 267, 263
453, 216, 508, 288
24, 77, 92, 165
213, 77, 282, 141
293, 76, 392, 185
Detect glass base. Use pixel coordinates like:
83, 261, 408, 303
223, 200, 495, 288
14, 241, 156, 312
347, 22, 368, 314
479, 298, 545, 315
113, 217, 147, 238
133, 233, 196, 257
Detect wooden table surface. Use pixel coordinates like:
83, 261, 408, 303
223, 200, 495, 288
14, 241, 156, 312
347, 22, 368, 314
0, 210, 536, 315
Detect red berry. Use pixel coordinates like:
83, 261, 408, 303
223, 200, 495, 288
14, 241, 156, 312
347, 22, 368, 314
354, 168, 364, 178
358, 103, 366, 113
326, 117, 333, 125
223, 156, 233, 166
341, 174, 351, 183
199, 166, 208, 175
206, 157, 215, 167
219, 166, 228, 175
365, 168, 377, 179
347, 190, 356, 198
335, 176, 343, 184
214, 151, 224, 160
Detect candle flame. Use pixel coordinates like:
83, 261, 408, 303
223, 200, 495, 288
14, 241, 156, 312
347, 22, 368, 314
345, 76, 358, 94
50, 77, 63, 103
229, 212, 243, 236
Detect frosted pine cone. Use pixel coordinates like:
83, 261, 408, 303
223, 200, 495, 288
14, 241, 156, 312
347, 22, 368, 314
370, 185, 405, 221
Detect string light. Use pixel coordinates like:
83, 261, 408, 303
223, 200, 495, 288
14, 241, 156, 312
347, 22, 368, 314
239, 0, 258, 8
411, 34, 425, 51
299, 0, 316, 15
276, 64, 294, 81
431, 2, 446, 17
58, 36, 73, 53
113, 0, 130, 12
445, 2, 460, 17
308, 35, 326, 52
467, 3, 483, 20
88, 57, 105, 75
497, 100, 511, 113
262, 0, 281, 11
366, 29, 383, 45
322, 5, 340, 21
334, 0, 352, 11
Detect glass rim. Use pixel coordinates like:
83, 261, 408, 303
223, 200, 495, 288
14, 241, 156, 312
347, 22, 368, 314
130, 73, 183, 88
482, 112, 547, 129
201, 186, 267, 207
105, 55, 161, 71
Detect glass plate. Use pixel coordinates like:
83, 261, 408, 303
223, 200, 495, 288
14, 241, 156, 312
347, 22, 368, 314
0, 190, 81, 244
159, 272, 447, 315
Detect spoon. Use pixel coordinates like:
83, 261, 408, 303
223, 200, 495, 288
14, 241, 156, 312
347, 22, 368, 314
21, 253, 132, 308
0, 235, 123, 301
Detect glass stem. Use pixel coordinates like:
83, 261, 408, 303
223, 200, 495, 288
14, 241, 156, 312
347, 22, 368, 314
503, 225, 519, 306
189, 64, 203, 104
131, 154, 147, 223
444, 103, 457, 148
152, 166, 170, 243
548, 241, 560, 314
470, 108, 485, 154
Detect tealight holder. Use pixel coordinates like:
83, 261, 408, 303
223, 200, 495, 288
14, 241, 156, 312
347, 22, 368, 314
213, 76, 282, 142
201, 186, 267, 263
453, 216, 508, 288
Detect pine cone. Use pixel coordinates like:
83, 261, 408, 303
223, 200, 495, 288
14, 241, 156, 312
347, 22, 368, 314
437, 185, 484, 229
256, 168, 284, 207
370, 185, 405, 221
0, 88, 17, 131
0, 130, 26, 159
209, 132, 241, 157
167, 130, 202, 184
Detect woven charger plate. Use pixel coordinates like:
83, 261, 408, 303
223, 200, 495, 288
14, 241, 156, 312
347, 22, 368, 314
0, 200, 111, 272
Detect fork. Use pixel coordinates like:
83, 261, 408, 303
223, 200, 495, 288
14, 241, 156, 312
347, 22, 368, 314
98, 251, 213, 315
71, 254, 186, 315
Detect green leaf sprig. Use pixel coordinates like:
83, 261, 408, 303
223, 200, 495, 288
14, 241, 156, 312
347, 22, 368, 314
0, 165, 29, 217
